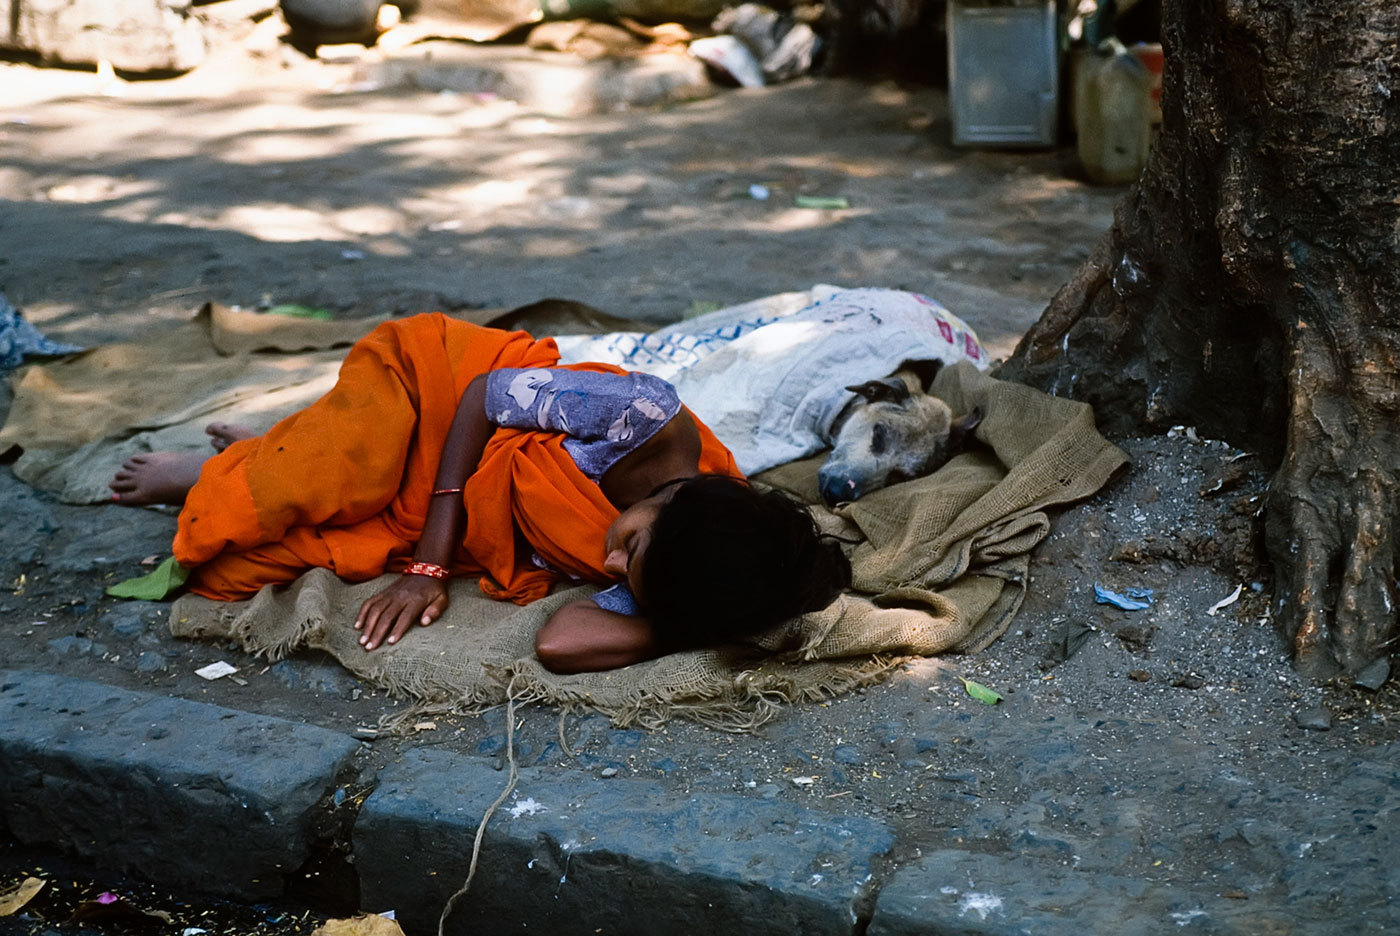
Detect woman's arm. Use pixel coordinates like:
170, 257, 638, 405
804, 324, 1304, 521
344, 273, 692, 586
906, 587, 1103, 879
535, 599, 662, 673
355, 374, 492, 651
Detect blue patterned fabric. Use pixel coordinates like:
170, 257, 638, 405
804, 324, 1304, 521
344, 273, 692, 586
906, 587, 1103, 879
0, 293, 82, 372
484, 367, 682, 481
591, 583, 640, 616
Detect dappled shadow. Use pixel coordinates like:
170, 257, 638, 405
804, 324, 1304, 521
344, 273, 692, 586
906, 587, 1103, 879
0, 71, 1119, 353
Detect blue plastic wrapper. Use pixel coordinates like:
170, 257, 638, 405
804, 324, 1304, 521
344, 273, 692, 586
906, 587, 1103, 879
1093, 582, 1155, 611
0, 292, 83, 372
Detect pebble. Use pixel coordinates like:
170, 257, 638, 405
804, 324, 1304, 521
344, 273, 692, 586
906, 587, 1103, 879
833, 744, 864, 765
600, 767, 618, 778
136, 651, 169, 673
1354, 658, 1390, 692
1293, 707, 1332, 731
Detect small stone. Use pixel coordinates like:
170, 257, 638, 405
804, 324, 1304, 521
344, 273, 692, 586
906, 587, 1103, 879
1354, 658, 1390, 692
1294, 707, 1332, 731
1115, 625, 1155, 652
135, 651, 168, 673
1171, 674, 1206, 690
599, 767, 619, 778
833, 744, 864, 765
104, 605, 151, 637
1129, 669, 1150, 682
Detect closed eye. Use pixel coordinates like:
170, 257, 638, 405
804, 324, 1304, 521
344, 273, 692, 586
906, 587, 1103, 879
870, 423, 889, 455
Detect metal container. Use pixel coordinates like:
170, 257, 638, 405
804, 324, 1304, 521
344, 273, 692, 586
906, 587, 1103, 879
947, 0, 1060, 147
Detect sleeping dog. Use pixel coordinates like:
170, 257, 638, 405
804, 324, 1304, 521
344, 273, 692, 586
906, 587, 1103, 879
818, 361, 981, 506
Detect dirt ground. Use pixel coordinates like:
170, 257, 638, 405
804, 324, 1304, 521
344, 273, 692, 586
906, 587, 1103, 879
2, 35, 1396, 933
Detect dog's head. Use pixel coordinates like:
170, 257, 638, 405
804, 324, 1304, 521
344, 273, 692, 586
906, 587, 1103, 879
817, 366, 981, 507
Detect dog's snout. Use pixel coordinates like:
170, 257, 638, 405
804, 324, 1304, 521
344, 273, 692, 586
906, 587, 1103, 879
818, 470, 861, 507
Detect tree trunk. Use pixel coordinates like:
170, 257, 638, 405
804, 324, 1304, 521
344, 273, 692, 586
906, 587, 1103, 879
998, 0, 1400, 679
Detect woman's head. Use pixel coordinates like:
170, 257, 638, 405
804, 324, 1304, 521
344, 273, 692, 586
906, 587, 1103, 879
606, 475, 851, 651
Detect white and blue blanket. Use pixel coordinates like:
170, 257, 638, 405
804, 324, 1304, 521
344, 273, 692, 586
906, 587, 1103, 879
553, 285, 990, 476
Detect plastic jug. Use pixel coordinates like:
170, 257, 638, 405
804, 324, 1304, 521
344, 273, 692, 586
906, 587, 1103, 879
1074, 39, 1153, 185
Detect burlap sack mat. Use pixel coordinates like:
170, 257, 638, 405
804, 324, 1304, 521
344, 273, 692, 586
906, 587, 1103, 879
169, 362, 1128, 730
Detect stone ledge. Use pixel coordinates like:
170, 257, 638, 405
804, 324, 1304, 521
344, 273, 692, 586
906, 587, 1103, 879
868, 849, 1298, 936
355, 747, 896, 935
0, 669, 361, 900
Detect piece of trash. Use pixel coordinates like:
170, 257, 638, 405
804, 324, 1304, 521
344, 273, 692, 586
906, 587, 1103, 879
959, 677, 1003, 705
267, 303, 332, 321
689, 34, 765, 87
748, 183, 770, 200
312, 914, 407, 936
1, 291, 84, 372
0, 877, 44, 916
794, 195, 850, 210
1206, 584, 1244, 616
1048, 619, 1097, 663
106, 556, 190, 601
182, 929, 210, 936
355, 726, 381, 739
428, 219, 464, 232
791, 776, 817, 786
195, 661, 238, 681
341, 249, 366, 261
1093, 583, 1154, 611
69, 892, 173, 926
412, 721, 437, 731
229, 676, 248, 687
139, 555, 161, 566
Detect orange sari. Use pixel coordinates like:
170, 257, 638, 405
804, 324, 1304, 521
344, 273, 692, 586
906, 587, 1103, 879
174, 314, 739, 603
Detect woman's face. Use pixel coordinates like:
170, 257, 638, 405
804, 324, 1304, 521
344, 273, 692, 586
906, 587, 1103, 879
602, 490, 670, 601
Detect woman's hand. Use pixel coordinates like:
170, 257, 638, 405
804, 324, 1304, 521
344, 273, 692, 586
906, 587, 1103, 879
355, 575, 450, 651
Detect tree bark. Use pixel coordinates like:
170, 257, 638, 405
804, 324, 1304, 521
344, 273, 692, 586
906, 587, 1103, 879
999, 0, 1400, 679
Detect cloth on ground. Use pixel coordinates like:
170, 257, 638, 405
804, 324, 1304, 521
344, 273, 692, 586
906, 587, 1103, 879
0, 292, 83, 373
552, 284, 990, 475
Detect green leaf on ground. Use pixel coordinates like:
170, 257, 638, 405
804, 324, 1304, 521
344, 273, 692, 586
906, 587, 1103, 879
960, 677, 1003, 705
267, 303, 332, 320
106, 556, 189, 601
794, 195, 850, 210
683, 300, 724, 319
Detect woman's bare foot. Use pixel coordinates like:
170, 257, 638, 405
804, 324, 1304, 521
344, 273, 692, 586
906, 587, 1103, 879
109, 452, 208, 506
206, 422, 256, 453
108, 423, 258, 506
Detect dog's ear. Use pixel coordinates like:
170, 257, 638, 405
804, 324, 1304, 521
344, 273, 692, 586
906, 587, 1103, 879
845, 378, 911, 404
895, 358, 944, 392
950, 407, 983, 443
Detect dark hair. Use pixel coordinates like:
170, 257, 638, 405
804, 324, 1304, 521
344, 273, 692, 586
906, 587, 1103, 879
636, 475, 852, 652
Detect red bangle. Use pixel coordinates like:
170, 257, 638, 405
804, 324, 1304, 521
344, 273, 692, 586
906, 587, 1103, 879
431, 487, 464, 496
403, 561, 450, 579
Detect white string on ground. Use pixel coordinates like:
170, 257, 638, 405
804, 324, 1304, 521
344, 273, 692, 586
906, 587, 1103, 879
437, 691, 521, 936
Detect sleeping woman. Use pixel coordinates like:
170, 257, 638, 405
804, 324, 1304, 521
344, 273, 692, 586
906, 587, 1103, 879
109, 314, 849, 674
